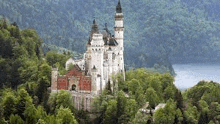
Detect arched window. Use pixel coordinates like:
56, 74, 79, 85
112, 53, 116, 60
72, 84, 76, 91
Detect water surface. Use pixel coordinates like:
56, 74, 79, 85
173, 63, 220, 90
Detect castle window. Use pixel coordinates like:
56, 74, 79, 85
112, 53, 116, 59
72, 84, 76, 91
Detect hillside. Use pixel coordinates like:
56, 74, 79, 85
1, 0, 220, 72
2, 15, 220, 124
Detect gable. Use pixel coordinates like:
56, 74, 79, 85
66, 65, 83, 77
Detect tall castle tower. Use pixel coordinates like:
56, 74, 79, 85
114, 0, 125, 78
88, 19, 105, 94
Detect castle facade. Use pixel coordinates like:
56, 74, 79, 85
51, 0, 125, 111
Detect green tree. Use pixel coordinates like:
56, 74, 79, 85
119, 99, 138, 124
37, 76, 50, 104
15, 88, 33, 119
48, 90, 74, 114
1, 91, 17, 120
174, 108, 183, 124
153, 99, 176, 124
48, 92, 58, 114
56, 90, 74, 111
160, 73, 174, 91
46, 51, 68, 67
135, 85, 145, 108
127, 79, 140, 95
146, 87, 160, 109
91, 93, 108, 124
163, 84, 176, 101
41, 115, 57, 124
209, 102, 220, 123
24, 104, 38, 124
184, 105, 199, 124
56, 106, 78, 124
9, 114, 24, 124
104, 99, 117, 124
18, 59, 38, 83
174, 90, 184, 110
132, 111, 151, 124
117, 90, 127, 123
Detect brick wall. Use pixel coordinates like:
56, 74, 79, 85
57, 76, 68, 90
55, 66, 92, 92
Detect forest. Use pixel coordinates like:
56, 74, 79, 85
1, 19, 220, 123
1, 0, 220, 74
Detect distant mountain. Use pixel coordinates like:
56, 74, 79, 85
1, 0, 220, 74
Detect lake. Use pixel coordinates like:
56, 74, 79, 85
173, 63, 220, 90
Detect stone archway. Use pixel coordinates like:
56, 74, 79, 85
68, 76, 79, 91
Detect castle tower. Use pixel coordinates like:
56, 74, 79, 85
89, 19, 105, 94
114, 0, 125, 79
51, 68, 58, 92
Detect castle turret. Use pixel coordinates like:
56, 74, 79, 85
107, 47, 113, 79
114, 0, 125, 79
91, 66, 102, 95
88, 20, 105, 94
51, 68, 58, 92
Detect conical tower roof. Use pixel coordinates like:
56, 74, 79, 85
91, 19, 99, 33
116, 0, 122, 13
88, 19, 100, 45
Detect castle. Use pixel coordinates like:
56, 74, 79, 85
51, 0, 125, 111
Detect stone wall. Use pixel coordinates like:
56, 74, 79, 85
72, 91, 94, 111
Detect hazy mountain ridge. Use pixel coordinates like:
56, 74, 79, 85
1, 0, 220, 74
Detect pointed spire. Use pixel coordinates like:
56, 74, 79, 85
93, 18, 96, 24
116, 0, 122, 13
88, 18, 99, 44
91, 18, 99, 33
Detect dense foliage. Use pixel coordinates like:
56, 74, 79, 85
91, 69, 179, 123
0, 19, 78, 123
1, 0, 220, 74
91, 69, 220, 124
0, 88, 78, 124
0, 18, 43, 89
